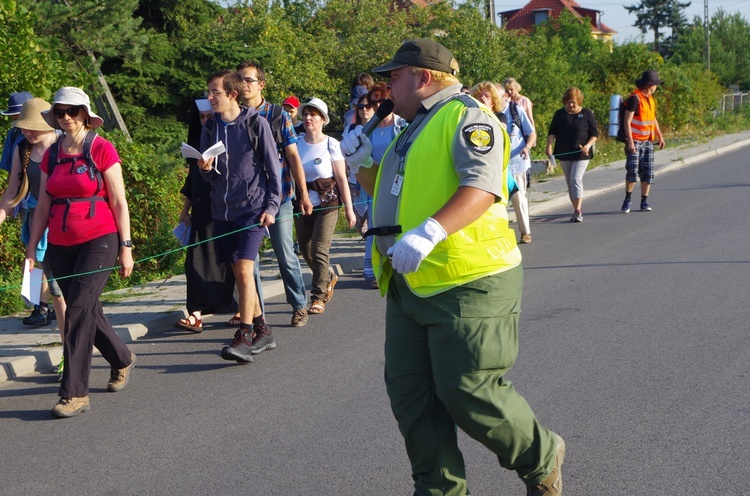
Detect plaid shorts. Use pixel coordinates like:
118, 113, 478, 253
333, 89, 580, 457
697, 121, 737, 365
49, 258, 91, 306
625, 140, 654, 183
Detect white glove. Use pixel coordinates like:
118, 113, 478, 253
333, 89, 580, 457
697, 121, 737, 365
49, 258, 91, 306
387, 218, 447, 274
341, 126, 373, 174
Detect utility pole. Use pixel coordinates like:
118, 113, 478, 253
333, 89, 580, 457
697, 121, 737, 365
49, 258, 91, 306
704, 0, 710, 72
486, 0, 497, 26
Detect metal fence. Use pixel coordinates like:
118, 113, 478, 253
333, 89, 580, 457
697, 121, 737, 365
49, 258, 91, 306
720, 92, 749, 113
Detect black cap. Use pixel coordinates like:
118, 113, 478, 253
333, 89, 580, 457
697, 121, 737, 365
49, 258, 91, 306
636, 70, 664, 86
373, 39, 459, 78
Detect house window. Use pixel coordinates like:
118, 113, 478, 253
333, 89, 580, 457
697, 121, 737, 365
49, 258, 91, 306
533, 9, 549, 25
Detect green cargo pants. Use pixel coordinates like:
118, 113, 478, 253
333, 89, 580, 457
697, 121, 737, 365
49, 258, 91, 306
384, 265, 557, 495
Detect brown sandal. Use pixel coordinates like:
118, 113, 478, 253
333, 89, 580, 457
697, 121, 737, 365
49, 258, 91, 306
309, 301, 325, 314
323, 271, 338, 303
174, 313, 203, 333
228, 313, 241, 326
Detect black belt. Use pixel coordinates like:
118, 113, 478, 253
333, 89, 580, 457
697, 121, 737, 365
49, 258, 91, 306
51, 196, 108, 232
364, 225, 402, 237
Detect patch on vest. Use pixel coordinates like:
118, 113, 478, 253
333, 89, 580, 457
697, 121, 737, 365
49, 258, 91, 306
462, 124, 494, 154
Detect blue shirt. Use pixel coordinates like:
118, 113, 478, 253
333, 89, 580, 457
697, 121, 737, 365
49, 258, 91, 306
1, 127, 24, 173
501, 102, 535, 175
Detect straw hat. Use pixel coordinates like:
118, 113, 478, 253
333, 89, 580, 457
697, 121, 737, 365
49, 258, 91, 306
13, 98, 55, 132
299, 97, 330, 125
41, 87, 104, 130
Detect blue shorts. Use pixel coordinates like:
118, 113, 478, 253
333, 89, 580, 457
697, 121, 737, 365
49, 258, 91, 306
625, 140, 655, 184
213, 219, 265, 264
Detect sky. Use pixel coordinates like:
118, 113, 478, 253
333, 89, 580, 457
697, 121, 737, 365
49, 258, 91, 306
492, 1, 750, 43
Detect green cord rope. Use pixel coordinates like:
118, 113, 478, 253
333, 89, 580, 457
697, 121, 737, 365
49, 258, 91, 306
0, 199, 367, 293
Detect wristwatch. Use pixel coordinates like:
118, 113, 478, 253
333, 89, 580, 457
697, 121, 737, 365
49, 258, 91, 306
120, 240, 133, 248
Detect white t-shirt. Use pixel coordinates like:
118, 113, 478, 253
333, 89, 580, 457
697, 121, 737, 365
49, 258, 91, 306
297, 136, 344, 207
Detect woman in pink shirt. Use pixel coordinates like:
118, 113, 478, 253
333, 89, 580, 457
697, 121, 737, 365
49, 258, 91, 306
25, 87, 135, 419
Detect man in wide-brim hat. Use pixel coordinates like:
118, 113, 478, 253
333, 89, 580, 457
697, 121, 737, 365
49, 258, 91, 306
620, 70, 665, 214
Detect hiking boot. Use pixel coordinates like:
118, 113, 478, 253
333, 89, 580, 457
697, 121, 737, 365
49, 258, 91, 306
291, 307, 309, 327
519, 234, 532, 244
323, 269, 338, 303
22, 305, 50, 327
52, 396, 90, 418
250, 325, 277, 355
621, 198, 632, 213
107, 352, 136, 392
221, 329, 254, 363
527, 435, 565, 496
640, 200, 652, 212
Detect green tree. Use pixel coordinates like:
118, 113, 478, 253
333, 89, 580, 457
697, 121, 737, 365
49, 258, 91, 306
417, 0, 517, 87
0, 0, 77, 104
672, 9, 750, 90
519, 10, 613, 131
624, 0, 691, 55
24, 0, 147, 61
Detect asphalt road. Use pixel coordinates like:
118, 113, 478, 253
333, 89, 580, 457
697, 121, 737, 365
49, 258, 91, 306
1, 148, 748, 495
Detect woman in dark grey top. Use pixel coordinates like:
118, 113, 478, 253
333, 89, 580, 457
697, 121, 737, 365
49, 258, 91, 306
546, 87, 599, 222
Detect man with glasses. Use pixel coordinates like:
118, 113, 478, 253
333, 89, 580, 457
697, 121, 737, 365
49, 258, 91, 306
236, 60, 312, 329
341, 39, 564, 495
198, 70, 281, 363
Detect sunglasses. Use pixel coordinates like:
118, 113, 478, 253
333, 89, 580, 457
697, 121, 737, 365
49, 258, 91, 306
356, 102, 371, 110
53, 106, 84, 119
368, 99, 386, 108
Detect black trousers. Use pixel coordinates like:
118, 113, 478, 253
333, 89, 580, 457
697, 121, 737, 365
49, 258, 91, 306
48, 232, 132, 398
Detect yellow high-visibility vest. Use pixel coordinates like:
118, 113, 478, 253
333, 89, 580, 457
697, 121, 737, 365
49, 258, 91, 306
373, 96, 522, 297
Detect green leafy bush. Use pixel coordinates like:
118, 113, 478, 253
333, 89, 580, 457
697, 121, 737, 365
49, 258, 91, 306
0, 208, 28, 315
105, 130, 187, 290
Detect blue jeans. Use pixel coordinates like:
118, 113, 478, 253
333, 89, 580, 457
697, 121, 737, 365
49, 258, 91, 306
255, 200, 307, 311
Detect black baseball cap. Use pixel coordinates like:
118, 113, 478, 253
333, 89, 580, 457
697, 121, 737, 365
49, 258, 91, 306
373, 39, 459, 78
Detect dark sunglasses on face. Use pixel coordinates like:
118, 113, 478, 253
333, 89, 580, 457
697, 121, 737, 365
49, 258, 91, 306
53, 106, 84, 119
356, 102, 370, 110
368, 98, 386, 108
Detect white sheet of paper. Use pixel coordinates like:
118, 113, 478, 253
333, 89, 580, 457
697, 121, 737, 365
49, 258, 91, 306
172, 222, 190, 246
21, 259, 43, 305
180, 141, 226, 161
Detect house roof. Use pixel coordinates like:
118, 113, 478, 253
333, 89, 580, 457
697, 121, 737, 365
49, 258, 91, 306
499, 0, 617, 35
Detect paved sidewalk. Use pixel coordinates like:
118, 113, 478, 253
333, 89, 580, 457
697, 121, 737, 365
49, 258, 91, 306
2, 130, 749, 384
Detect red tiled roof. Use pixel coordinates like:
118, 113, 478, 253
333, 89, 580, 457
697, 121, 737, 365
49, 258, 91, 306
499, 0, 617, 35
